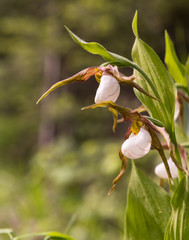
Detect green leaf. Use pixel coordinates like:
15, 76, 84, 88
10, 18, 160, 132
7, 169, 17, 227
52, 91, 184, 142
132, 12, 176, 136
164, 176, 189, 240
14, 231, 76, 240
132, 10, 139, 38
144, 116, 166, 128
44, 231, 76, 240
65, 26, 159, 100
185, 55, 189, 81
65, 26, 132, 66
125, 162, 171, 240
165, 31, 187, 90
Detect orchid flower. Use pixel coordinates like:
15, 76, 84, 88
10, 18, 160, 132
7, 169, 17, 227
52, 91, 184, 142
37, 64, 157, 104
109, 124, 152, 195
83, 101, 178, 192
94, 72, 120, 104
154, 157, 186, 179
121, 126, 152, 159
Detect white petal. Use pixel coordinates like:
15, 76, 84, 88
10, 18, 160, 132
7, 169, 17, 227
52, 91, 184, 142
174, 99, 180, 121
121, 126, 152, 159
94, 73, 120, 104
154, 158, 179, 179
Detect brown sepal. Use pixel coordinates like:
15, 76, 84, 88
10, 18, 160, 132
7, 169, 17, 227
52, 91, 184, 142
108, 150, 127, 195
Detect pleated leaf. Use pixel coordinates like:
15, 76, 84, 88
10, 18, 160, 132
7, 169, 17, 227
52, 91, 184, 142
165, 31, 188, 91
164, 176, 189, 240
132, 11, 176, 136
125, 162, 171, 240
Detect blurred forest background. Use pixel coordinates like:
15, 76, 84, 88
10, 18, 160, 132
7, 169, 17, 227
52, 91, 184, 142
0, 0, 189, 239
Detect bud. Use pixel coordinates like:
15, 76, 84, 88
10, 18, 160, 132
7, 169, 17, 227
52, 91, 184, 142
155, 157, 185, 179
94, 73, 120, 104
121, 126, 152, 159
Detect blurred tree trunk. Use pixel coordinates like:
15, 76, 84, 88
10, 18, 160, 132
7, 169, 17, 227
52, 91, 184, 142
37, 0, 62, 147
38, 52, 61, 147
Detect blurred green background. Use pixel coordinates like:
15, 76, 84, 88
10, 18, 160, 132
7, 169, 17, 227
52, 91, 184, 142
0, 0, 189, 239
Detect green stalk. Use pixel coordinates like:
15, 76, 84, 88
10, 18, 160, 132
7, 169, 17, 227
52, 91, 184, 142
175, 143, 185, 181
171, 133, 185, 181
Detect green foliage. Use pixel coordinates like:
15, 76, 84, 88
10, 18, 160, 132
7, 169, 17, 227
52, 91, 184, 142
165, 31, 188, 91
65, 26, 117, 63
145, 116, 165, 128
0, 229, 76, 240
125, 162, 171, 240
164, 176, 189, 240
185, 56, 189, 79
44, 232, 76, 240
132, 12, 176, 136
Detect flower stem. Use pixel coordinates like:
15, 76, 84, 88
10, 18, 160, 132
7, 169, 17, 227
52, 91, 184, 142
171, 131, 185, 181
174, 142, 185, 181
